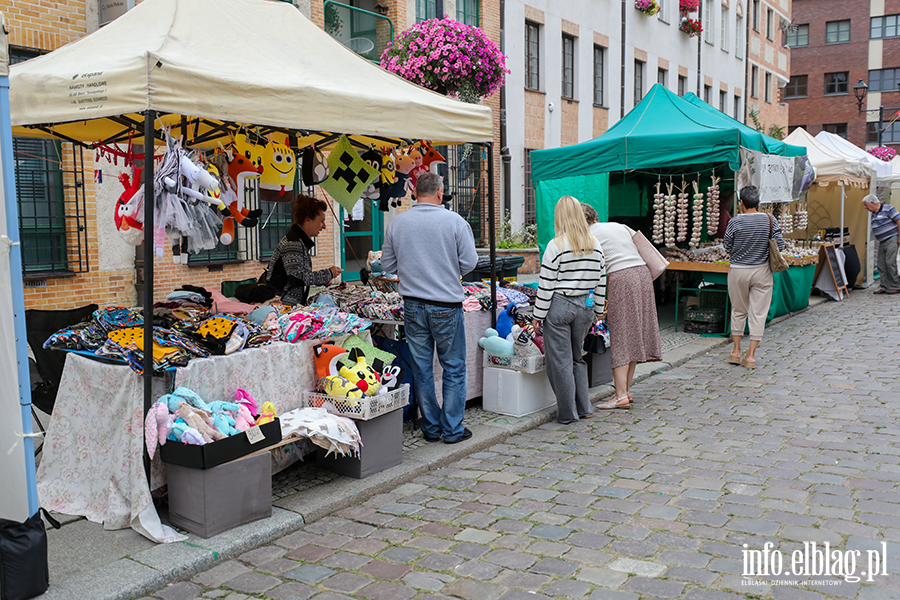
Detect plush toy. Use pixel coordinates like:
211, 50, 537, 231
234, 388, 258, 417
213, 412, 239, 437
233, 133, 265, 170
360, 149, 383, 200
380, 364, 405, 392
320, 135, 380, 212
213, 151, 262, 245
479, 328, 515, 356
257, 401, 278, 425
380, 151, 397, 186
233, 404, 257, 431
169, 419, 205, 445
179, 402, 226, 443
407, 144, 445, 191
301, 145, 329, 186
511, 325, 542, 357
144, 401, 174, 458
323, 374, 366, 399
313, 342, 347, 381
172, 386, 213, 413
208, 400, 241, 415
114, 167, 144, 246
259, 135, 296, 202
496, 302, 517, 339
338, 347, 381, 396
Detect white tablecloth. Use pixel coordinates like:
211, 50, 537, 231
36, 335, 357, 543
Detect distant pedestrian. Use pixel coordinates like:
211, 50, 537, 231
581, 204, 661, 409
532, 196, 607, 424
863, 194, 900, 294
723, 185, 784, 369
381, 173, 479, 444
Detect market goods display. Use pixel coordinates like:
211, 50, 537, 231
690, 180, 704, 249
663, 244, 730, 264
706, 175, 720, 236
664, 182, 677, 248
676, 183, 689, 243
652, 182, 665, 244
778, 205, 794, 235
794, 209, 808, 230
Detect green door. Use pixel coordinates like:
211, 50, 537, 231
341, 197, 383, 281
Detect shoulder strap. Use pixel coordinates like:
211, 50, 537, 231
768, 213, 774, 239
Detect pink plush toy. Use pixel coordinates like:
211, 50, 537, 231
235, 388, 258, 417
144, 401, 176, 459
233, 404, 257, 432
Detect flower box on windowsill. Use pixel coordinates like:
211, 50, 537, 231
635, 0, 660, 16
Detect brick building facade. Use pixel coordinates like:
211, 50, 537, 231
3, 0, 503, 310
787, 0, 900, 150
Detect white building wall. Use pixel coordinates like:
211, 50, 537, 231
505, 0, 747, 230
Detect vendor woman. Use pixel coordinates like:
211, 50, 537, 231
266, 194, 342, 305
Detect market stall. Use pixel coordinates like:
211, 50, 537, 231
529, 84, 812, 332
10, 0, 496, 542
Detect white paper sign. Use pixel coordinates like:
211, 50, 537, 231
245, 425, 265, 445
738, 148, 795, 204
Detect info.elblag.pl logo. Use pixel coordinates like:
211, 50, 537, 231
742, 542, 889, 584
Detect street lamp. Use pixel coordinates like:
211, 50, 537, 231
853, 78, 900, 147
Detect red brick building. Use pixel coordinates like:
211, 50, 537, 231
787, 0, 900, 150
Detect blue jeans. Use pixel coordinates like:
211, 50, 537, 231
403, 300, 467, 441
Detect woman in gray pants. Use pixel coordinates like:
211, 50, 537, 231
532, 196, 608, 424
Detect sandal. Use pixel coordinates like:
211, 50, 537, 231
596, 396, 630, 410
740, 356, 756, 369
727, 352, 742, 365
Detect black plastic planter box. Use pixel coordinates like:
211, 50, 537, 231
160, 419, 281, 469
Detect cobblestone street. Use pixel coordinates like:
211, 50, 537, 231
140, 288, 900, 600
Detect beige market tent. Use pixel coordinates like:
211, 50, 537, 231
783, 127, 871, 188
9, 0, 493, 147
9, 0, 499, 472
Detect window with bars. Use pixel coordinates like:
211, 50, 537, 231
823, 123, 848, 139
416, 0, 436, 22
872, 15, 900, 40
593, 45, 605, 105
439, 145, 485, 245
524, 149, 536, 226
562, 34, 575, 99
785, 75, 808, 98
525, 21, 541, 90
786, 23, 809, 46
826, 20, 850, 44
256, 181, 319, 259
824, 71, 849, 95
456, 0, 479, 26
634, 60, 644, 106
869, 68, 900, 93
678, 75, 687, 96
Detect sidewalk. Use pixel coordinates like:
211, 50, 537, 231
39, 296, 825, 600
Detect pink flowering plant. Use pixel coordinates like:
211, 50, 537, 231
868, 146, 898, 162
679, 0, 700, 12
380, 18, 509, 103
635, 0, 660, 16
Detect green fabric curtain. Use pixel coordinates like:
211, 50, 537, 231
768, 264, 816, 322
535, 173, 609, 256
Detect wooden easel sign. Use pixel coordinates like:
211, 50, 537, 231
812, 243, 849, 301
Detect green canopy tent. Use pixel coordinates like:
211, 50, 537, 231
530, 84, 806, 253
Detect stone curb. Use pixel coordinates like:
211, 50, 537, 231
50, 296, 828, 600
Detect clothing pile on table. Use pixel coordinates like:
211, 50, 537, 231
501, 282, 537, 304
279, 407, 362, 457
144, 386, 276, 456
315, 285, 404, 323
278, 305, 371, 343
463, 282, 512, 312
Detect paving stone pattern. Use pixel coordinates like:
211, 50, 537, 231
143, 289, 900, 600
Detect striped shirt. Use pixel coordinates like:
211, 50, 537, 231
872, 203, 900, 242
534, 237, 607, 320
723, 213, 785, 267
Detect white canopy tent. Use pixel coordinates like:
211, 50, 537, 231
814, 130, 898, 184
9, 0, 493, 146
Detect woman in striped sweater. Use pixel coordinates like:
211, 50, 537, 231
532, 196, 608, 424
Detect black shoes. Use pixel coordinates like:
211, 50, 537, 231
423, 433, 442, 442
444, 427, 473, 444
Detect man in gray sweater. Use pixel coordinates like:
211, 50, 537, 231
381, 173, 479, 443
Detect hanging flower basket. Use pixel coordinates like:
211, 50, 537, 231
679, 0, 700, 12
680, 17, 703, 37
380, 17, 509, 103
635, 0, 661, 16
868, 146, 898, 162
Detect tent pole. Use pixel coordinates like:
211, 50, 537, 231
840, 183, 845, 248
2, 69, 39, 517
142, 110, 156, 486
487, 142, 497, 328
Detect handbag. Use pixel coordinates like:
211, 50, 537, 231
632, 230, 669, 280
583, 333, 607, 354
767, 214, 789, 273
0, 508, 60, 600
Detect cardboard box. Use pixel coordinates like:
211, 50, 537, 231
317, 407, 402, 479
483, 365, 555, 417
167, 451, 272, 538
160, 419, 281, 470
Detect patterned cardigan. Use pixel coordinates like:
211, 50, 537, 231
267, 225, 333, 305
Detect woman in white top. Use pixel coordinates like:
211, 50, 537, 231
532, 196, 608, 424
582, 204, 662, 409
